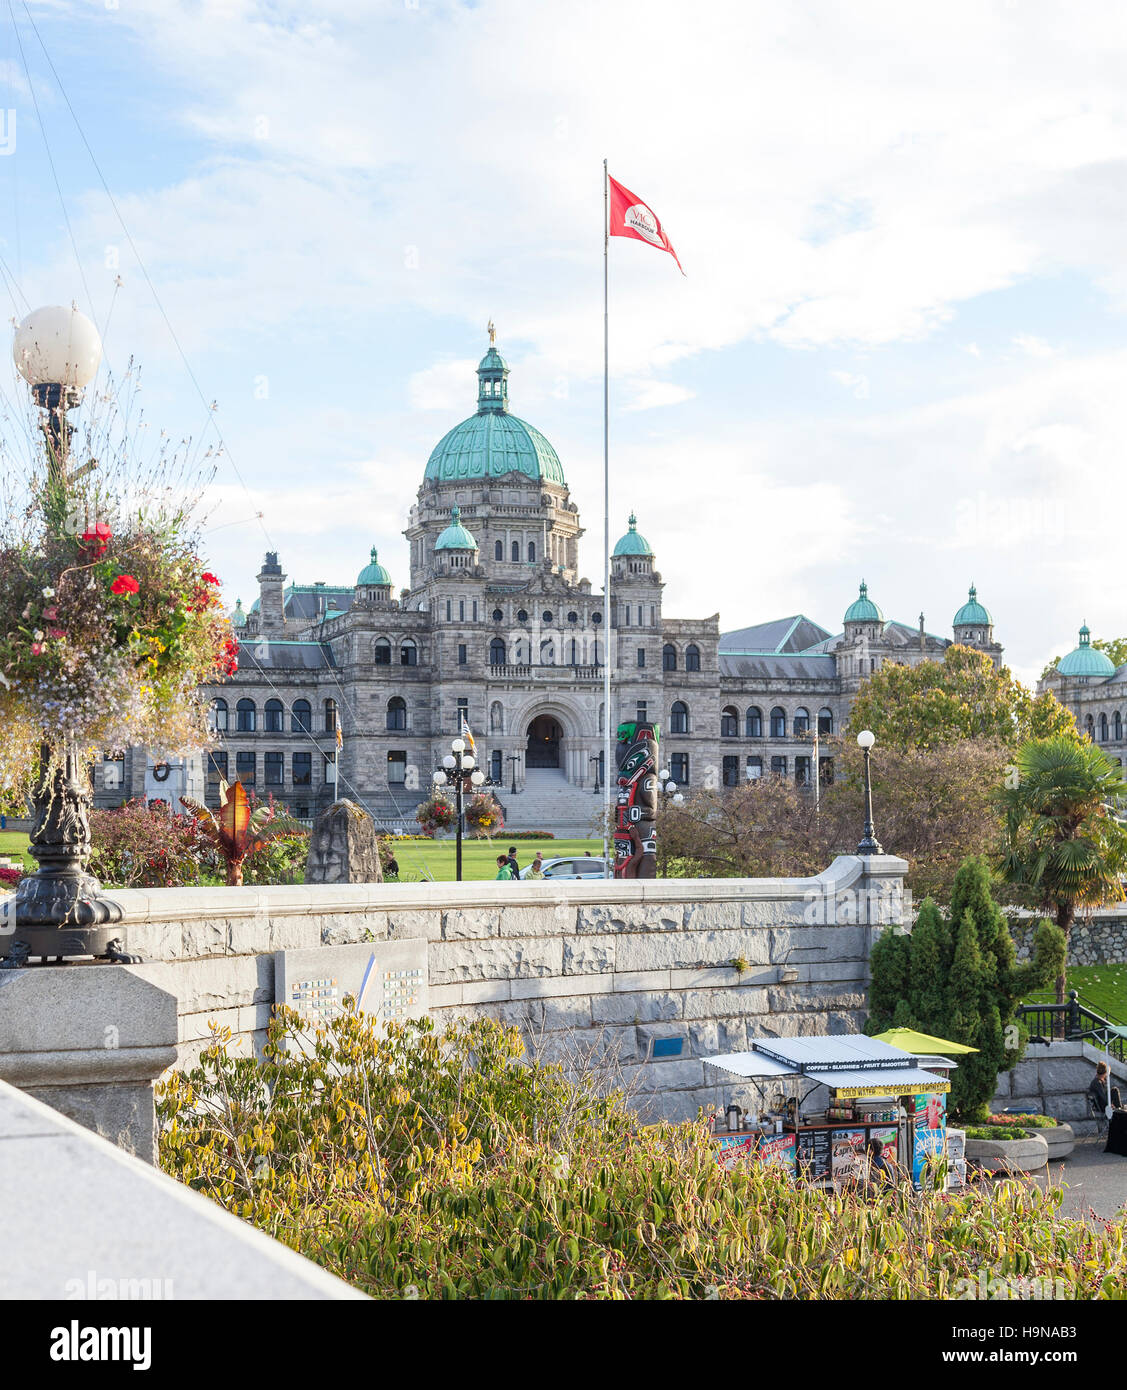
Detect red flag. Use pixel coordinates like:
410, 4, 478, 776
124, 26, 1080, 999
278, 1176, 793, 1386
608, 174, 684, 275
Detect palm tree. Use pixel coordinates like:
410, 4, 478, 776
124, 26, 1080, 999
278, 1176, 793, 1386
999, 735, 1127, 1003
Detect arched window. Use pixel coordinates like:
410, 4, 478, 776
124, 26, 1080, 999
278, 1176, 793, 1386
1116, 712, 1123, 742
671, 701, 689, 734
235, 698, 256, 732
794, 708, 810, 736
721, 705, 739, 738
210, 698, 229, 733
685, 644, 700, 672
528, 541, 536, 563
387, 696, 407, 731
374, 637, 391, 665
400, 638, 418, 666
292, 699, 311, 733
489, 637, 506, 665
324, 699, 337, 733
490, 701, 504, 734
770, 707, 786, 738
494, 540, 503, 561
570, 639, 578, 665
1085, 714, 1095, 741
512, 541, 520, 562
540, 639, 555, 665
818, 707, 834, 736
264, 699, 284, 733
1100, 713, 1109, 742
662, 643, 677, 671
745, 706, 762, 738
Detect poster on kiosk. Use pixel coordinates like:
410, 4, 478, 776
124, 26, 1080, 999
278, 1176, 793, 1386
912, 1091, 946, 1183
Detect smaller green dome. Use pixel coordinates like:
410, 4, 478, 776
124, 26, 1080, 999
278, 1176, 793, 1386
954, 584, 992, 628
435, 504, 478, 552
230, 598, 247, 629
357, 546, 392, 587
844, 580, 883, 625
613, 513, 653, 557
1058, 623, 1115, 678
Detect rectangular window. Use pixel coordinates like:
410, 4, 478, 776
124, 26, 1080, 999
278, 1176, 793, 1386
637, 647, 646, 668
207, 751, 227, 784
746, 756, 762, 780
264, 751, 283, 787
770, 756, 787, 778
636, 701, 647, 725
491, 749, 503, 781
722, 755, 740, 787
323, 751, 337, 786
473, 601, 478, 622
456, 697, 469, 731
795, 755, 811, 787
458, 643, 467, 664
624, 604, 631, 626
459, 600, 465, 621
446, 600, 452, 622
387, 750, 407, 785
819, 757, 835, 785
670, 752, 689, 785
292, 752, 312, 786
235, 750, 256, 787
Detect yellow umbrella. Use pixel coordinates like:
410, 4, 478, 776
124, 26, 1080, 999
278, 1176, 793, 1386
873, 1027, 978, 1056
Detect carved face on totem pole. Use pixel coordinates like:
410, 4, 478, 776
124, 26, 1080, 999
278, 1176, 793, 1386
613, 720, 660, 879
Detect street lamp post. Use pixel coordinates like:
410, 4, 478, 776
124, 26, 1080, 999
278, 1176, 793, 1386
507, 753, 520, 797
856, 730, 883, 856
590, 754, 602, 795
657, 767, 684, 876
2, 305, 133, 966
433, 737, 484, 882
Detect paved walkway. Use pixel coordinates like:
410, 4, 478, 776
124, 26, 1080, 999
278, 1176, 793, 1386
1035, 1137, 1127, 1224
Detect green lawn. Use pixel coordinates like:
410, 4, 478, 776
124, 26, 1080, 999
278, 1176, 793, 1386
388, 837, 602, 882
1023, 965, 1127, 1023
0, 831, 33, 870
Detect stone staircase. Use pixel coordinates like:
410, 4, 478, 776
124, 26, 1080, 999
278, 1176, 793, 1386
507, 768, 603, 836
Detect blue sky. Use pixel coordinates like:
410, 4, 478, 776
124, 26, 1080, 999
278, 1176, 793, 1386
4, 0, 1127, 684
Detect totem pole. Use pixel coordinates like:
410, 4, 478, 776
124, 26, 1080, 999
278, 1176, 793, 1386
613, 720, 660, 878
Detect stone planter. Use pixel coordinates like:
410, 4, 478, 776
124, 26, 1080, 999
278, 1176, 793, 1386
964, 1133, 1049, 1174
1040, 1124, 1075, 1161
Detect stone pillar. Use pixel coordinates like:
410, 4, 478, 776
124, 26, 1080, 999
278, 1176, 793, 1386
0, 966, 178, 1164
256, 551, 287, 637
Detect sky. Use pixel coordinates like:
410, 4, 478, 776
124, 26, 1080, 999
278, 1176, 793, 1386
2, 0, 1126, 685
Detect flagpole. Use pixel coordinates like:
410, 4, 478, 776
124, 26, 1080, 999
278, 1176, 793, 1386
602, 157, 612, 878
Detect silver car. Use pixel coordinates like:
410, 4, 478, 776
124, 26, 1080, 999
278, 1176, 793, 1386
520, 855, 612, 880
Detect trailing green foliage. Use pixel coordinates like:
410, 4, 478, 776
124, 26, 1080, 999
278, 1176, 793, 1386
867, 856, 1066, 1122
157, 1008, 1122, 1299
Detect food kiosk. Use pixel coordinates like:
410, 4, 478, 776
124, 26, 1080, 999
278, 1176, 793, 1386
703, 1034, 955, 1189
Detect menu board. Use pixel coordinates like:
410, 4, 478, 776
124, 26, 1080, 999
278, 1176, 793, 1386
757, 1132, 797, 1173
796, 1128, 832, 1182
830, 1128, 867, 1185
912, 1092, 947, 1183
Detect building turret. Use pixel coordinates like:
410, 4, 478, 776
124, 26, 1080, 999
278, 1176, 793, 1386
953, 584, 994, 648
256, 552, 286, 636
356, 546, 393, 603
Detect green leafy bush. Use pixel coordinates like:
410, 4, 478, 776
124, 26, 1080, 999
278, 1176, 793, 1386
158, 1010, 1123, 1300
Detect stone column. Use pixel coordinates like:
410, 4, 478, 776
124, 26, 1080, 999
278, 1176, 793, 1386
0, 966, 178, 1164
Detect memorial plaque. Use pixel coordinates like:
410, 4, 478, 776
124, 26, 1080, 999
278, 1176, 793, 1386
275, 939, 428, 1035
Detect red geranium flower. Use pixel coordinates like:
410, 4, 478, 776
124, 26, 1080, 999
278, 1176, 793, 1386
201, 572, 220, 586
111, 574, 140, 596
78, 521, 113, 559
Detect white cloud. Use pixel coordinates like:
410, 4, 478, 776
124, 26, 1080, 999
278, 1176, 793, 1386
621, 380, 695, 411
1012, 333, 1055, 358
830, 370, 870, 400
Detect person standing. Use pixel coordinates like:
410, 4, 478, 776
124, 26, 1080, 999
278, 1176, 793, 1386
506, 844, 520, 880
495, 854, 514, 881
528, 851, 544, 879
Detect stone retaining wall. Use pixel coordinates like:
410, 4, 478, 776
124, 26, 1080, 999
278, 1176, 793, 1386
112, 853, 906, 1122
1009, 907, 1127, 966
991, 1040, 1127, 1137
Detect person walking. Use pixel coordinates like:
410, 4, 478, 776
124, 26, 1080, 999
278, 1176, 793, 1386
1089, 1061, 1124, 1114
494, 854, 515, 881
506, 844, 520, 880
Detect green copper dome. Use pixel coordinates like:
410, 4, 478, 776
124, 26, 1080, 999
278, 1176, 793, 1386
844, 580, 883, 625
435, 504, 478, 552
423, 334, 567, 486
357, 547, 392, 587
1058, 624, 1115, 678
613, 513, 654, 557
230, 598, 247, 629
954, 584, 992, 628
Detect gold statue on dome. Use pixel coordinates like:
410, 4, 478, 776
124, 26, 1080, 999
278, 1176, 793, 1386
487, 319, 496, 346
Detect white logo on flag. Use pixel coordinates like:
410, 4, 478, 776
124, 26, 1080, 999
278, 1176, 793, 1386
624, 204, 663, 247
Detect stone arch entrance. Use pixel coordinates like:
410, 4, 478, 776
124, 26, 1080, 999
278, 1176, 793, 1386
526, 714, 563, 769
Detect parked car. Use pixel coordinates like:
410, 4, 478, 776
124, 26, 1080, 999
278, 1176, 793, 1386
520, 856, 612, 880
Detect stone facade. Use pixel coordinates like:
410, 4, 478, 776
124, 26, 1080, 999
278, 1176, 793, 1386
1010, 907, 1127, 967
108, 854, 906, 1122
95, 337, 1004, 825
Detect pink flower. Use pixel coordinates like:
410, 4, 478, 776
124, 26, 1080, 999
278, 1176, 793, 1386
43, 606, 59, 621
111, 574, 140, 596
201, 572, 220, 586
30, 642, 43, 656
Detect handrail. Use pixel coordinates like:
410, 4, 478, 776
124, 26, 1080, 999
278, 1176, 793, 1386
1016, 993, 1126, 1061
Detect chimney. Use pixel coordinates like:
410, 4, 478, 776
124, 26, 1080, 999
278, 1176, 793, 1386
257, 552, 287, 636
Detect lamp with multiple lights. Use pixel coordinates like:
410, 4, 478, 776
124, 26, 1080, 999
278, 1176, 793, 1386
433, 737, 486, 882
